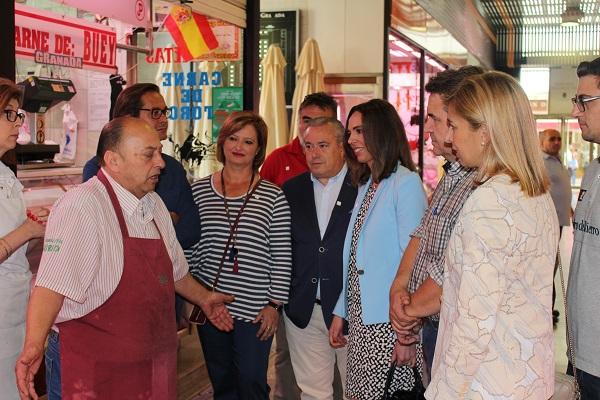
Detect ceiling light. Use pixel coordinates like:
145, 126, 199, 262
561, 5, 584, 27
390, 49, 407, 58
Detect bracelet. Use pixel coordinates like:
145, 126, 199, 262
0, 238, 12, 258
267, 300, 283, 312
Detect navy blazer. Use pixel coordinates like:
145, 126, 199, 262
282, 170, 357, 330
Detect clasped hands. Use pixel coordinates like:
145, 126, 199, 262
389, 288, 421, 367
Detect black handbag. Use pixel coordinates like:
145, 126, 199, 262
382, 362, 425, 400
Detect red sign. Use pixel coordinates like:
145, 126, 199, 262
15, 4, 117, 73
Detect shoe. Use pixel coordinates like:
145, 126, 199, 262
553, 310, 559, 325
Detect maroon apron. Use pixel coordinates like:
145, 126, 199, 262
57, 170, 177, 399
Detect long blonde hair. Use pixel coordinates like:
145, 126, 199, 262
446, 71, 549, 197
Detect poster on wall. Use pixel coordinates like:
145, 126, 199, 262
87, 72, 112, 131
15, 3, 117, 73
260, 10, 298, 105
211, 87, 243, 143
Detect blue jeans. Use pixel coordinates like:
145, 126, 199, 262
422, 319, 439, 375
45, 330, 62, 400
198, 319, 273, 400
568, 363, 600, 400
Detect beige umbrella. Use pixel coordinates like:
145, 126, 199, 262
289, 38, 326, 140
259, 44, 288, 154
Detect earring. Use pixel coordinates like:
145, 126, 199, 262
481, 141, 486, 147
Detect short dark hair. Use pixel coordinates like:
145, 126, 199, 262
97, 117, 136, 165
299, 92, 337, 116
216, 111, 268, 171
344, 99, 415, 185
425, 65, 485, 96
577, 57, 600, 87
0, 78, 22, 111
112, 83, 161, 119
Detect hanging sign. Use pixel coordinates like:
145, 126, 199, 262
57, 0, 152, 29
15, 4, 117, 73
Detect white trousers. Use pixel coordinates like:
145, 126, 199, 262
285, 304, 348, 400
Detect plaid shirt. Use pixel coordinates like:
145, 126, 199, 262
408, 161, 476, 321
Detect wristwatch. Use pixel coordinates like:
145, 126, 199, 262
267, 300, 283, 312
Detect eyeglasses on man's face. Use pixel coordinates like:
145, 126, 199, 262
571, 95, 600, 112
139, 107, 171, 119
3, 109, 25, 123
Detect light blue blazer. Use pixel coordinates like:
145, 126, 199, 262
333, 163, 426, 325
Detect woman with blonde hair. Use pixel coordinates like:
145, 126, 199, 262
426, 71, 557, 399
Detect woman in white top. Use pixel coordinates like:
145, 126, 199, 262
0, 78, 45, 399
426, 72, 558, 399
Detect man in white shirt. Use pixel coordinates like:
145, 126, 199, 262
282, 118, 357, 399
15, 117, 233, 399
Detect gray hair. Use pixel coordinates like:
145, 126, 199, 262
304, 117, 345, 143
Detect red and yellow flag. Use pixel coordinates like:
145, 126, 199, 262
164, 6, 218, 62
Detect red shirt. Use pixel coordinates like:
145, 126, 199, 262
260, 137, 308, 187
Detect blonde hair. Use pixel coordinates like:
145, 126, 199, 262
446, 71, 548, 197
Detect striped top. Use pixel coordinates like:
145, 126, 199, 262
186, 175, 292, 322
36, 170, 189, 323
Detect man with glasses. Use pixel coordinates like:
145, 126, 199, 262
568, 56, 600, 399
83, 83, 200, 250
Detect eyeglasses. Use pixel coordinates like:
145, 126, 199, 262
3, 109, 25, 123
139, 107, 171, 119
571, 95, 600, 112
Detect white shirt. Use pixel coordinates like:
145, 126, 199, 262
0, 161, 29, 276
310, 163, 347, 298
36, 169, 188, 323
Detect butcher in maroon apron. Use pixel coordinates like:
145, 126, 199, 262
57, 169, 177, 399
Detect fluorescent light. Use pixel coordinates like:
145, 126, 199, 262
390, 49, 408, 58
426, 58, 445, 71
394, 40, 415, 53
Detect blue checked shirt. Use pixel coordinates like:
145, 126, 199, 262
408, 161, 476, 321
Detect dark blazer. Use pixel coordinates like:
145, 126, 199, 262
282, 170, 357, 330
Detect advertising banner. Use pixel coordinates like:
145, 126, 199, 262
15, 4, 117, 73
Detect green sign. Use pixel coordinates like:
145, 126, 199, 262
212, 87, 243, 143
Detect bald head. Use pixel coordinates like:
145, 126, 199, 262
99, 117, 165, 198
540, 128, 562, 157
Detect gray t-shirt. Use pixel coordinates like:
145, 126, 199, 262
568, 157, 600, 377
543, 153, 572, 226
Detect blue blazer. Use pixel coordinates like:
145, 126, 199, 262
333, 163, 426, 325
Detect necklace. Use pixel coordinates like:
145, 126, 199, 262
221, 169, 256, 274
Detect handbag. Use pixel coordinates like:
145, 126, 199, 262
551, 249, 580, 400
187, 179, 262, 325
382, 362, 425, 400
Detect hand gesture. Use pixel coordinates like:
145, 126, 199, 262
201, 291, 235, 331
389, 287, 420, 333
391, 341, 417, 367
15, 342, 44, 399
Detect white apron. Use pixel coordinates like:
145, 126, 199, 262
0, 162, 31, 399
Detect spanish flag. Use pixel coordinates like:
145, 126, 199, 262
164, 6, 219, 62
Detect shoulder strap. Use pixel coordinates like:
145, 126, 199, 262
557, 248, 580, 394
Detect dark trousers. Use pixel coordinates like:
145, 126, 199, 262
45, 330, 62, 400
422, 319, 439, 375
568, 363, 600, 400
198, 319, 273, 400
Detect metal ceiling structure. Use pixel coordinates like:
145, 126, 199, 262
475, 0, 600, 68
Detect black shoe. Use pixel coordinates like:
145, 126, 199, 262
553, 310, 559, 325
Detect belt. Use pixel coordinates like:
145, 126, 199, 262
315, 298, 322, 306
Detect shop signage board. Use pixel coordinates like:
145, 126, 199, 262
259, 10, 298, 104
211, 87, 243, 142
57, 0, 152, 29
15, 4, 117, 73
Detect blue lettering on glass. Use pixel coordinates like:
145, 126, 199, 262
161, 71, 222, 121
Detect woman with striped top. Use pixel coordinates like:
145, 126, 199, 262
186, 111, 291, 399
